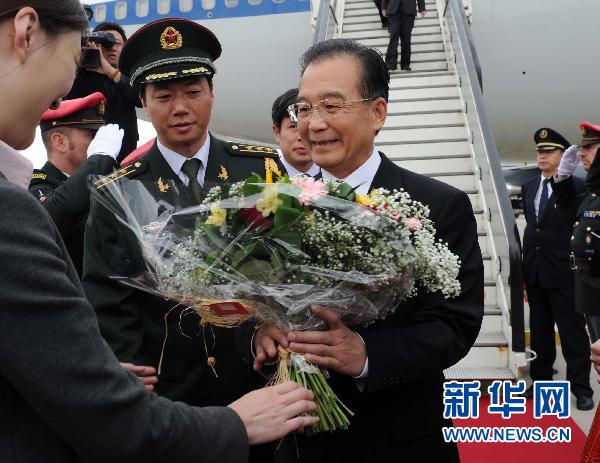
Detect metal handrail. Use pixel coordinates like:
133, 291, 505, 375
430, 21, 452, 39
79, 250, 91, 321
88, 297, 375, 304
313, 0, 338, 43
446, 0, 525, 354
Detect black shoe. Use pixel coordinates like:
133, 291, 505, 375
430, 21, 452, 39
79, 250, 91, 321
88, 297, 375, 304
386, 63, 397, 71
381, 21, 388, 28
577, 396, 594, 411
401, 66, 412, 71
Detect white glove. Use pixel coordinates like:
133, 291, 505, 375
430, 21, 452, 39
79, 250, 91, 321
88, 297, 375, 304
87, 124, 124, 159
557, 145, 580, 177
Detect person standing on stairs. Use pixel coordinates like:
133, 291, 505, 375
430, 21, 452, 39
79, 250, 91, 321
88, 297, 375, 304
520, 128, 593, 411
382, 0, 426, 71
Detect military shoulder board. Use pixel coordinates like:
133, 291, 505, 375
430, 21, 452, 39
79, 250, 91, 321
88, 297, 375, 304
95, 161, 146, 189
225, 141, 278, 159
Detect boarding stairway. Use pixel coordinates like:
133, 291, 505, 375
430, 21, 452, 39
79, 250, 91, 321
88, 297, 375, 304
315, 0, 526, 380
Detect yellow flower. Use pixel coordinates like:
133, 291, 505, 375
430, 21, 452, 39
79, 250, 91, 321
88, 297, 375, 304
256, 186, 282, 217
206, 204, 227, 226
355, 194, 373, 207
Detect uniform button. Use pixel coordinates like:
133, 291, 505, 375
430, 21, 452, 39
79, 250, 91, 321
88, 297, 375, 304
593, 193, 597, 197
535, 246, 540, 251
536, 228, 540, 232
589, 257, 594, 262
587, 227, 592, 232
571, 236, 575, 240
575, 222, 580, 226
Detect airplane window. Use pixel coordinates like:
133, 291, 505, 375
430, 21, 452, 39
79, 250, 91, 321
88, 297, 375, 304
272, 0, 285, 3
225, 0, 239, 7
94, 5, 107, 22
248, 0, 262, 5
202, 0, 216, 9
136, 0, 150, 16
157, 0, 171, 14
179, 0, 193, 11
115, 1, 127, 19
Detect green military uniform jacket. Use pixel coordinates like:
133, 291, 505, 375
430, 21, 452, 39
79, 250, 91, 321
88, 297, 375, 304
83, 135, 282, 407
553, 157, 600, 315
28, 156, 116, 276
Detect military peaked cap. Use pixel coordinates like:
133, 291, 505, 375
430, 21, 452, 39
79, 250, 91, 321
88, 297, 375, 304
40, 92, 106, 132
534, 128, 570, 151
578, 121, 600, 148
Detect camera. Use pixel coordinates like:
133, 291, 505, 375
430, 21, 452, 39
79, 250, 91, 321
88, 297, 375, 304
80, 32, 117, 69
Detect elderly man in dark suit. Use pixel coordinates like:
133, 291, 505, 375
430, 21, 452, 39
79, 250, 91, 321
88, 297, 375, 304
382, 0, 426, 71
252, 38, 484, 462
521, 128, 593, 410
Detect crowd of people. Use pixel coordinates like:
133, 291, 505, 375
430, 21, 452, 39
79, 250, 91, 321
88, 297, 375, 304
1, 0, 600, 462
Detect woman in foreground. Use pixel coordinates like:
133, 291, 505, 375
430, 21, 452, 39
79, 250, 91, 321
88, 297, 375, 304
0, 2, 317, 462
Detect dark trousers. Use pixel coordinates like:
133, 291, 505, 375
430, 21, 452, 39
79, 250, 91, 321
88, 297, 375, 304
373, 0, 388, 26
586, 315, 600, 342
385, 12, 416, 69
527, 285, 593, 398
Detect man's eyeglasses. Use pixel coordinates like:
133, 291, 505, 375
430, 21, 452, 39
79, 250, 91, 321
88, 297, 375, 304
287, 97, 376, 122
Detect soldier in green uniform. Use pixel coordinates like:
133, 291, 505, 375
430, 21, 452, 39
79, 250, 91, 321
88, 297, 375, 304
28, 92, 122, 276
83, 19, 282, 461
553, 121, 600, 340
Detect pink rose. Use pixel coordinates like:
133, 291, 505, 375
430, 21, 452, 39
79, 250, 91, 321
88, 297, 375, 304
291, 177, 327, 205
405, 218, 422, 231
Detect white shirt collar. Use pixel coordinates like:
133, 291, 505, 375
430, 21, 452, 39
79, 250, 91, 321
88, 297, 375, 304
157, 134, 210, 184
0, 140, 33, 190
278, 150, 321, 178
321, 148, 381, 195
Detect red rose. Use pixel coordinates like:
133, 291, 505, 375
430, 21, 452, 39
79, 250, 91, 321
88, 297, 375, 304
239, 207, 273, 228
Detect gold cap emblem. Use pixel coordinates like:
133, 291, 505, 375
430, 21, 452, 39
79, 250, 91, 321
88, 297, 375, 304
97, 99, 105, 116
539, 130, 548, 139
160, 26, 183, 50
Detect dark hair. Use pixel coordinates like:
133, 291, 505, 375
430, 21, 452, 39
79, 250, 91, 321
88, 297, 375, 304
0, 1, 88, 36
272, 88, 298, 128
300, 39, 389, 103
93, 21, 127, 41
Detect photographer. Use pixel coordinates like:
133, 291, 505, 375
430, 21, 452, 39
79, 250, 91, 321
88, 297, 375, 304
66, 22, 140, 162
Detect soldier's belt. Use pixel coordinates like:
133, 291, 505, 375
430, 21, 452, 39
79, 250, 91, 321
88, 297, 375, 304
571, 256, 600, 272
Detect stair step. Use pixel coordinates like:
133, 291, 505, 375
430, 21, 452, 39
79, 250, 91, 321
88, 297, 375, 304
388, 97, 461, 114
485, 305, 502, 316
343, 28, 441, 40
377, 126, 467, 144
481, 313, 502, 332
384, 112, 465, 129
344, 15, 439, 25
386, 151, 472, 174
345, 0, 436, 7
381, 141, 471, 158
444, 367, 515, 380
360, 35, 443, 47
389, 86, 459, 100
389, 74, 458, 89
390, 61, 448, 72
343, 24, 440, 34
389, 69, 455, 79
373, 43, 445, 54
427, 173, 476, 191
475, 331, 507, 347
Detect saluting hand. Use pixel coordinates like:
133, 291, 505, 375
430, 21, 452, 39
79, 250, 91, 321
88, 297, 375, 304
288, 307, 367, 377
557, 145, 580, 178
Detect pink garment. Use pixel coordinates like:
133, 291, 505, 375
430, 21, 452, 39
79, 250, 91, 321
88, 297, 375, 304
0, 140, 33, 189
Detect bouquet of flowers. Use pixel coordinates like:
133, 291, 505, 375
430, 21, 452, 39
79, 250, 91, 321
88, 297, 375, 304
93, 173, 461, 434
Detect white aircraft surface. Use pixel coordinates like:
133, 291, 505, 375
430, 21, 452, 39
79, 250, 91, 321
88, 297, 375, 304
23, 0, 600, 168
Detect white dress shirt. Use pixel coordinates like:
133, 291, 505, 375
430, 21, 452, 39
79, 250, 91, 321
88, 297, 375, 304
157, 135, 211, 186
321, 147, 382, 381
278, 149, 321, 178
321, 147, 381, 195
534, 173, 553, 219
0, 140, 33, 190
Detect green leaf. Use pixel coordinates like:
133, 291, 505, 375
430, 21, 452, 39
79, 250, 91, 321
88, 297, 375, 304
230, 241, 258, 268
242, 173, 264, 196
330, 181, 356, 202
271, 205, 303, 236
198, 221, 228, 250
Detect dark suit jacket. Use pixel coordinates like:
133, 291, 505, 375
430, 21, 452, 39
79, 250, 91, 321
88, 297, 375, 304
381, 0, 425, 15
0, 176, 248, 463
521, 175, 584, 288
28, 155, 116, 277
83, 137, 280, 407
265, 153, 484, 462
